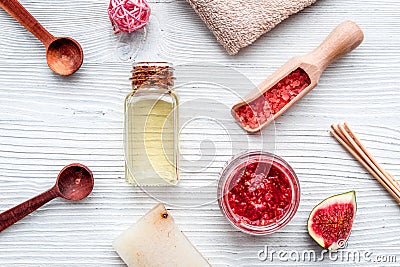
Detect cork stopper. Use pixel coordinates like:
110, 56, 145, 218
131, 62, 174, 89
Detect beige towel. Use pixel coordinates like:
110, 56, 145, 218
186, 0, 318, 55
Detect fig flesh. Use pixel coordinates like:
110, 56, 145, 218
307, 191, 357, 250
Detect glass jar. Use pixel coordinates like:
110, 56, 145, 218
124, 62, 179, 186
218, 150, 300, 235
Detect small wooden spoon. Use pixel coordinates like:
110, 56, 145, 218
0, 163, 94, 232
0, 0, 83, 76
232, 21, 364, 133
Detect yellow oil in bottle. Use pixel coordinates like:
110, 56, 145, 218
124, 63, 179, 186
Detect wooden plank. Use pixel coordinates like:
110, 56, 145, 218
1, 0, 400, 266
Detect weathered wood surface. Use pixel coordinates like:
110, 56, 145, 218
1, 0, 400, 266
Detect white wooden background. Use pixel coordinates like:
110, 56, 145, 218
1, 0, 400, 266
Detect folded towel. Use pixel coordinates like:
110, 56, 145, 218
186, 0, 318, 55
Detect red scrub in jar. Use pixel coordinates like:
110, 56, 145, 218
218, 151, 300, 235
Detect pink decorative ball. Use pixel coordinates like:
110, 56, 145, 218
108, 0, 151, 34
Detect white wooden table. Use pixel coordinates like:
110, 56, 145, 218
1, 0, 400, 266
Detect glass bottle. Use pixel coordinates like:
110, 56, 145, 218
124, 62, 179, 186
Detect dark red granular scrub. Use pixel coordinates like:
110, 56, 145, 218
218, 151, 300, 235
235, 68, 311, 130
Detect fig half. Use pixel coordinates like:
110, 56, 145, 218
307, 191, 357, 250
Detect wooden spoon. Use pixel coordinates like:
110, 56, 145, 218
0, 0, 83, 76
231, 21, 364, 133
0, 163, 94, 232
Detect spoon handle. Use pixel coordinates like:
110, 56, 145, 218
0, 0, 55, 47
0, 187, 58, 232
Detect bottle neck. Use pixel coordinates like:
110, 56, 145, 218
131, 62, 174, 90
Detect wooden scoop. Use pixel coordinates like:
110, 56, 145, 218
232, 21, 364, 133
0, 0, 83, 76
